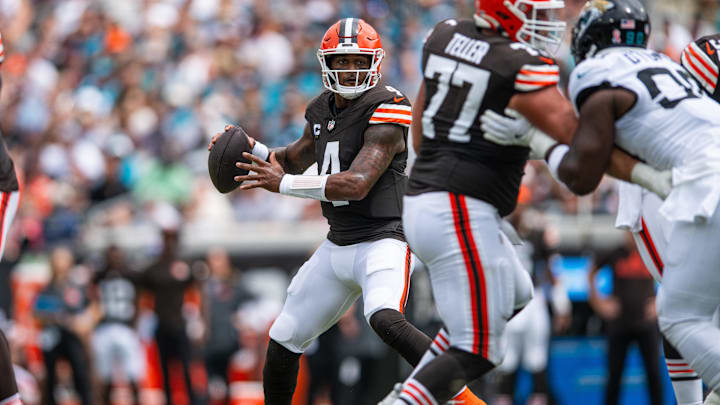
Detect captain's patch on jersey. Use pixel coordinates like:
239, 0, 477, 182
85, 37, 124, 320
369, 103, 412, 127
515, 64, 560, 92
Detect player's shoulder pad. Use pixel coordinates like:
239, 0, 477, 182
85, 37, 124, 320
568, 55, 616, 112
424, 18, 469, 47
366, 84, 412, 128
430, 18, 464, 35
304, 90, 332, 121
307, 90, 331, 110
503, 42, 560, 93
681, 34, 720, 99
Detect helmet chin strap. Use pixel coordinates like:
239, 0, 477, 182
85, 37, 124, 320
332, 70, 379, 100
336, 84, 364, 100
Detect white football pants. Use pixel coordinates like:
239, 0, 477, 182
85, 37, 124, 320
654, 200, 720, 392
269, 238, 414, 353
403, 192, 533, 365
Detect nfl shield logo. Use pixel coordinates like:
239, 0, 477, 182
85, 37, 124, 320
327, 120, 335, 131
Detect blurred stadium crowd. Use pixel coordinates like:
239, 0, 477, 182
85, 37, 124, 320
0, 0, 718, 404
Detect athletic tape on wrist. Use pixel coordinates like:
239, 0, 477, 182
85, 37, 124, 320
251, 141, 270, 162
546, 144, 570, 180
528, 129, 559, 159
279, 174, 329, 201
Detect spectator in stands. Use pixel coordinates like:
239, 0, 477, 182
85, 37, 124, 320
89, 135, 133, 203
690, 0, 720, 39
588, 234, 662, 405
34, 246, 94, 405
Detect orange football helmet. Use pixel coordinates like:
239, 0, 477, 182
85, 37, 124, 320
317, 18, 384, 99
474, 0, 566, 54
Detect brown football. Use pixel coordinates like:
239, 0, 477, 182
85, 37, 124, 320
208, 126, 252, 193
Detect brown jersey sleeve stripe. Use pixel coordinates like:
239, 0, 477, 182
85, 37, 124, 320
515, 79, 558, 86
682, 48, 717, 94
368, 117, 411, 126
374, 108, 412, 115
518, 69, 559, 76
688, 42, 718, 78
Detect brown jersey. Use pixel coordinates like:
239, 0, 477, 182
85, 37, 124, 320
407, 18, 559, 216
304, 82, 411, 246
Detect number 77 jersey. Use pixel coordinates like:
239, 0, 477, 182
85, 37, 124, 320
407, 18, 560, 217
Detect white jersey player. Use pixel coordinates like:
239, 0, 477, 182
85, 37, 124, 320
479, 0, 720, 401
616, 182, 715, 405
614, 32, 720, 405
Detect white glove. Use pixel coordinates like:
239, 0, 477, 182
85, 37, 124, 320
482, 108, 558, 159
481, 108, 534, 147
631, 163, 672, 200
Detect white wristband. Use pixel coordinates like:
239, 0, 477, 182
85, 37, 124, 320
279, 174, 329, 201
251, 141, 270, 161
546, 144, 570, 180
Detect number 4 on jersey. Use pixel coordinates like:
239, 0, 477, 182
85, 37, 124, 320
320, 141, 349, 207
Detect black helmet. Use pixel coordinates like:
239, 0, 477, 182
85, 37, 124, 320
571, 0, 651, 64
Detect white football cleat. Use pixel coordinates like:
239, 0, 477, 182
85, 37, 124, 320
378, 383, 403, 405
705, 391, 720, 405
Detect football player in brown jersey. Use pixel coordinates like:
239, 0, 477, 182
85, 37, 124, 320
0, 31, 25, 405
681, 34, 720, 101
210, 18, 485, 405
477, 31, 720, 405
480, 2, 720, 404
381, 0, 674, 404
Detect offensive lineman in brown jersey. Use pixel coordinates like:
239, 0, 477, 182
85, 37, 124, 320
380, 1, 673, 404
209, 19, 485, 405
0, 31, 25, 405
